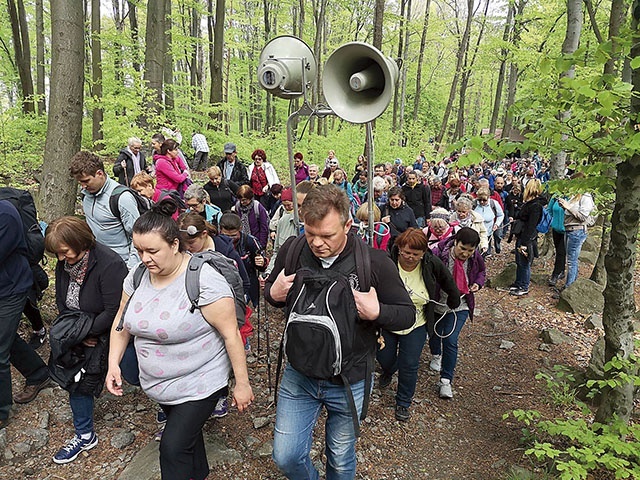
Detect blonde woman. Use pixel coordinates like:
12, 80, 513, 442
558, 173, 595, 288
510, 179, 545, 296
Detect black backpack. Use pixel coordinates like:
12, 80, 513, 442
277, 234, 373, 436
0, 187, 45, 266
109, 185, 151, 220
116, 250, 247, 331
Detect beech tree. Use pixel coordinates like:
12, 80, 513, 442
39, 0, 84, 221
7, 0, 35, 113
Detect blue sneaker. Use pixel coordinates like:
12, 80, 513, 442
53, 433, 98, 464
211, 397, 228, 418
156, 410, 167, 424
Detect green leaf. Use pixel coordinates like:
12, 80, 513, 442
630, 56, 640, 70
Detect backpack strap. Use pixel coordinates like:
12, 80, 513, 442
185, 253, 208, 313
115, 263, 147, 331
109, 185, 127, 221
352, 235, 371, 292
283, 234, 308, 276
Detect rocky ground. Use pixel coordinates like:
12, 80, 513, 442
1, 240, 638, 480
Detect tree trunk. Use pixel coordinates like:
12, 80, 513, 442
39, 0, 84, 222
209, 0, 225, 129
489, 3, 513, 135
454, 0, 489, 141
143, 0, 167, 123
7, 0, 35, 113
373, 0, 384, 49
164, 0, 174, 113
412, 0, 431, 123
392, 0, 407, 133
549, 0, 582, 176
35, 0, 46, 114
436, 0, 474, 146
128, 1, 141, 73
91, 0, 104, 151
397, 0, 412, 145
311, 0, 327, 135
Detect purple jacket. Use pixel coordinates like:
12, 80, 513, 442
235, 200, 269, 249
432, 237, 486, 319
295, 162, 309, 184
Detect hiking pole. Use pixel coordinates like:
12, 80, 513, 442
264, 299, 272, 396
257, 285, 262, 355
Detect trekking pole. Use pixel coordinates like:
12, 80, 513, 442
265, 300, 272, 395
257, 286, 262, 355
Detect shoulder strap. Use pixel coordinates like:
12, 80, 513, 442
352, 236, 371, 291
109, 185, 127, 220
185, 253, 208, 313
283, 234, 308, 276
115, 263, 147, 331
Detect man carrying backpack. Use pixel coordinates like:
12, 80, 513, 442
0, 200, 52, 430
70, 151, 142, 269
264, 185, 415, 479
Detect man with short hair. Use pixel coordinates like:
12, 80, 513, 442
113, 137, 148, 186
265, 185, 414, 479
70, 151, 141, 269
217, 142, 249, 185
191, 132, 210, 171
0, 200, 51, 429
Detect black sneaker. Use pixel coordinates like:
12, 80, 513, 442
28, 328, 46, 350
510, 288, 529, 296
379, 372, 393, 389
508, 284, 519, 291
395, 405, 410, 422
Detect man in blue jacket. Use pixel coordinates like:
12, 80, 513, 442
0, 200, 51, 429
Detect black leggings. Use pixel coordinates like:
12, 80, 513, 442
23, 298, 44, 332
159, 387, 226, 480
551, 229, 566, 277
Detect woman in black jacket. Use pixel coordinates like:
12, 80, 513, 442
379, 228, 461, 421
45, 217, 128, 464
381, 186, 418, 251
510, 179, 544, 296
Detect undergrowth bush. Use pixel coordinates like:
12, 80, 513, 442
503, 352, 640, 480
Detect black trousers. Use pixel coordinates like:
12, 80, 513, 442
551, 229, 566, 277
159, 387, 226, 480
193, 151, 209, 171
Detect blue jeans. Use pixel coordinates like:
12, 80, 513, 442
565, 228, 587, 287
428, 310, 469, 382
120, 341, 140, 386
376, 325, 427, 408
69, 392, 95, 435
0, 293, 49, 420
273, 365, 366, 480
514, 239, 533, 289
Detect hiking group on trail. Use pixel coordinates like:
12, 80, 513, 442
1, 138, 597, 479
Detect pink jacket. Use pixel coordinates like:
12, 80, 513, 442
154, 154, 187, 192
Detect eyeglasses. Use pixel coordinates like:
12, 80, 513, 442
399, 250, 424, 259
186, 202, 201, 209
329, 161, 338, 166
478, 198, 489, 203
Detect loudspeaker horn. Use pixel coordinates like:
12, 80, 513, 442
257, 36, 317, 99
323, 42, 399, 124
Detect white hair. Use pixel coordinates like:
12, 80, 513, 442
128, 137, 142, 147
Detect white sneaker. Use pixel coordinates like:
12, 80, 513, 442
429, 355, 442, 372
439, 379, 453, 399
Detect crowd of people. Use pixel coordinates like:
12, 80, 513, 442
0, 140, 597, 479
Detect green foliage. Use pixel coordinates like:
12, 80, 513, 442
503, 354, 640, 480
0, 108, 46, 185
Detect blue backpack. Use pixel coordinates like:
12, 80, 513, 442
536, 206, 552, 234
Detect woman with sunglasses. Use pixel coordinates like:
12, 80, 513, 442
379, 228, 460, 421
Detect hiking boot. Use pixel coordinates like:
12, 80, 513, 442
508, 284, 519, 291
510, 288, 529, 297
13, 377, 53, 404
429, 355, 442, 372
28, 328, 47, 350
53, 433, 98, 464
439, 379, 453, 399
379, 371, 393, 389
395, 405, 410, 422
211, 397, 228, 418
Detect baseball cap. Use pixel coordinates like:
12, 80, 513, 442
224, 142, 236, 154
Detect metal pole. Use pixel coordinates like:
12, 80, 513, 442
366, 122, 375, 246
